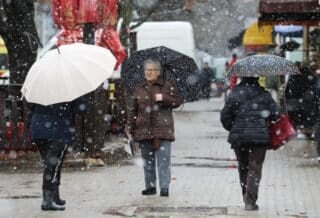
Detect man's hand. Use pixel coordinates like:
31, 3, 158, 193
155, 93, 163, 102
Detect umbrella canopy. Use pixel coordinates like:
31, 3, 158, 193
21, 43, 116, 105
280, 40, 300, 52
227, 54, 300, 77
121, 46, 201, 102
227, 30, 245, 50
274, 25, 303, 37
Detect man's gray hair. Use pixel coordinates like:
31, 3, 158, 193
143, 59, 161, 71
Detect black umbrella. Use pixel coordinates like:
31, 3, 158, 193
280, 40, 300, 52
227, 30, 245, 50
121, 46, 201, 102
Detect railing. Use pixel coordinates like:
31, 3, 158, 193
0, 78, 127, 154
0, 83, 34, 152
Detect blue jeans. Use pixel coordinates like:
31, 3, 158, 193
140, 140, 171, 190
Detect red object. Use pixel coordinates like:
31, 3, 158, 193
98, 27, 126, 70
229, 75, 238, 91
77, 0, 103, 24
5, 122, 25, 141
57, 29, 83, 46
5, 122, 13, 141
57, 28, 126, 70
229, 57, 237, 67
228, 57, 238, 91
269, 114, 297, 150
101, 0, 119, 27
17, 122, 24, 140
53, 0, 125, 68
52, 0, 119, 28
52, 0, 80, 29
244, 45, 275, 53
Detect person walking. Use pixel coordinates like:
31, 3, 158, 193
29, 98, 87, 210
228, 53, 238, 91
220, 77, 279, 210
311, 72, 320, 163
125, 58, 182, 197
201, 62, 215, 99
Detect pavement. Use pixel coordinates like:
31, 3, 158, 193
0, 97, 320, 218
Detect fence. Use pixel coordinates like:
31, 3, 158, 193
0, 83, 34, 152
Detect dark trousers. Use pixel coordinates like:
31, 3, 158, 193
317, 141, 320, 157
34, 139, 69, 191
234, 146, 267, 205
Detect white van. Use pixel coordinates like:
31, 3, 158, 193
130, 21, 197, 61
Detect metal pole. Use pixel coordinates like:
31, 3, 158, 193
83, 23, 95, 45
303, 25, 309, 62
82, 23, 106, 156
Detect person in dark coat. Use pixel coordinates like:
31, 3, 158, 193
311, 77, 320, 163
125, 58, 182, 197
285, 65, 319, 130
201, 62, 215, 99
220, 77, 279, 211
29, 98, 87, 210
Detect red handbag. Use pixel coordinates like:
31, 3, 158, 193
269, 114, 297, 150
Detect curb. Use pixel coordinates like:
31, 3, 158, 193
0, 140, 128, 171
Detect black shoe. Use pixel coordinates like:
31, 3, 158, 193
41, 190, 65, 211
160, 189, 169, 197
53, 186, 66, 206
245, 203, 259, 211
142, 188, 156, 195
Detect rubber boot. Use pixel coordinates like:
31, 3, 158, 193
41, 190, 65, 211
53, 186, 66, 206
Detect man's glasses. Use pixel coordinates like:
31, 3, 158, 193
144, 68, 160, 72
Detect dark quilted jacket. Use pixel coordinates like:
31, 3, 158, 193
220, 79, 279, 148
29, 98, 87, 144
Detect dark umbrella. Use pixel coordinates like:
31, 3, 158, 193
280, 40, 300, 52
227, 54, 300, 77
227, 30, 245, 50
121, 46, 201, 102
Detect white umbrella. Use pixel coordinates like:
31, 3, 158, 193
21, 43, 116, 105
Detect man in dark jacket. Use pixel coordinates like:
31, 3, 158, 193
30, 98, 87, 211
201, 62, 215, 98
125, 58, 182, 197
220, 77, 279, 211
285, 66, 319, 130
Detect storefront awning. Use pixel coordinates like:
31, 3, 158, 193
274, 25, 303, 37
259, 0, 320, 25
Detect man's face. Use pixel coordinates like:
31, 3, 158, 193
144, 63, 161, 82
